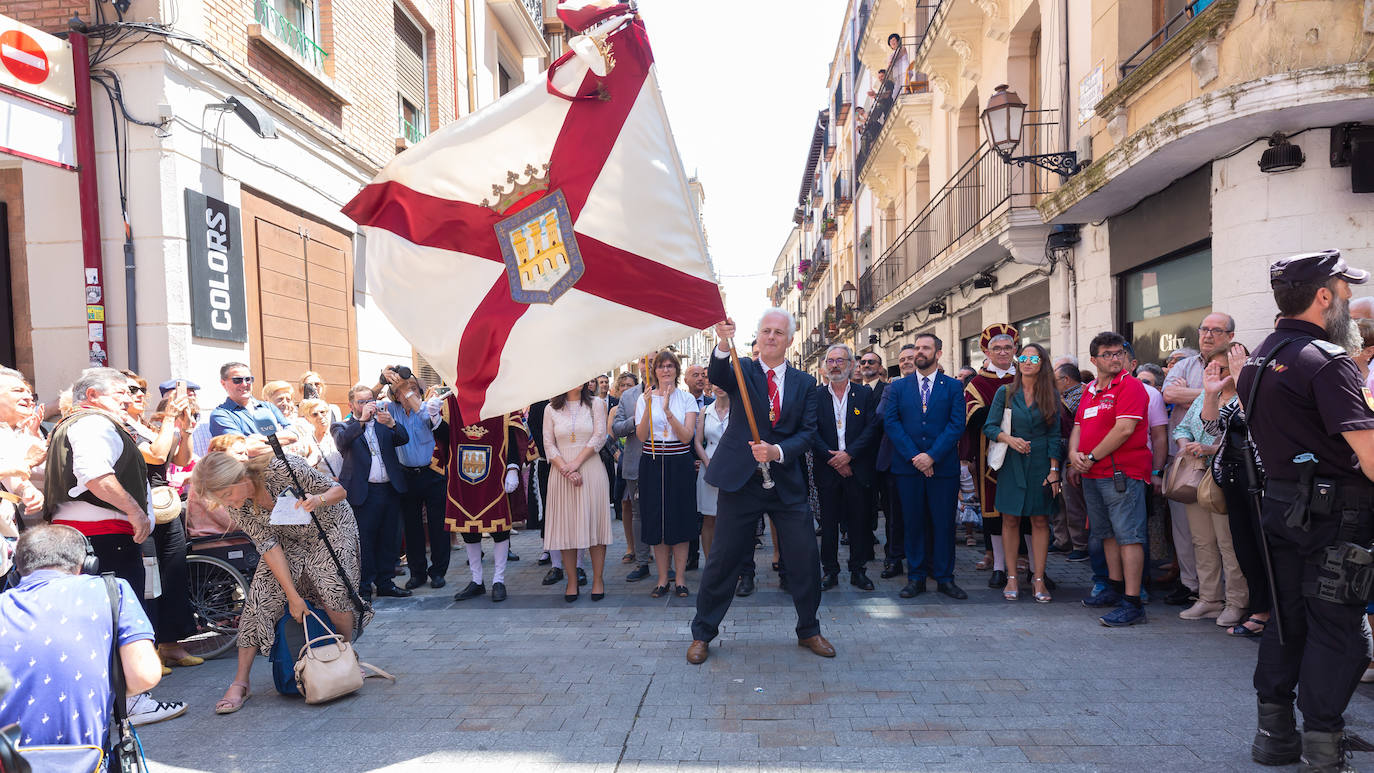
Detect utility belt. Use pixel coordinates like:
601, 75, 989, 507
1267, 477, 1374, 606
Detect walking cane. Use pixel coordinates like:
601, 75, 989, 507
723, 338, 775, 490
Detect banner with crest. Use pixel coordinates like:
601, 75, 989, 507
342, 1, 724, 421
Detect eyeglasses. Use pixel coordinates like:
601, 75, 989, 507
229, 376, 254, 385
1197, 326, 1230, 336
824, 358, 851, 365
1094, 350, 1127, 360
1016, 355, 1041, 364
989, 346, 1016, 354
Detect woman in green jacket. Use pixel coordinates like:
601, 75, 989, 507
983, 342, 1063, 603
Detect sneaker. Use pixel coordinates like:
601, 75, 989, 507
1065, 550, 1090, 562
127, 693, 187, 726
1082, 586, 1122, 608
1179, 600, 1224, 620
1100, 603, 1147, 627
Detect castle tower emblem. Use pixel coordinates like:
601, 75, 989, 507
492, 180, 585, 305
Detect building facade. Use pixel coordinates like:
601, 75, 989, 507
776, 0, 1374, 377
0, 0, 559, 407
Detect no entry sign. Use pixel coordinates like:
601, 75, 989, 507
0, 30, 47, 85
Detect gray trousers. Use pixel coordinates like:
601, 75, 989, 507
1054, 473, 1089, 551
624, 478, 651, 566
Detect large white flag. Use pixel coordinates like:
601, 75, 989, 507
343, 2, 724, 420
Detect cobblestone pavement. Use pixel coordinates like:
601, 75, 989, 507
137, 527, 1374, 772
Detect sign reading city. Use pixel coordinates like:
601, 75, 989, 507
184, 190, 248, 343
0, 15, 74, 107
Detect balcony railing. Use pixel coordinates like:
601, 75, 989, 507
522, 0, 543, 29
834, 171, 852, 215
1120, 0, 1217, 78
253, 0, 328, 71
398, 116, 427, 144
855, 37, 930, 178
824, 119, 836, 162
833, 75, 851, 126
854, 0, 873, 75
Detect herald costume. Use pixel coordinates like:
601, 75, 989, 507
432, 394, 529, 601
962, 323, 1019, 535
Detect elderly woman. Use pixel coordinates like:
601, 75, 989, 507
295, 397, 340, 477
192, 448, 370, 715
261, 380, 298, 421
0, 367, 44, 583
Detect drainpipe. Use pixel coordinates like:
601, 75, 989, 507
70, 32, 117, 369
1060, 0, 1075, 358
464, 0, 477, 113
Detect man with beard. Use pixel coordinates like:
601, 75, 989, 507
1240, 250, 1374, 772
963, 324, 1019, 588
811, 345, 880, 591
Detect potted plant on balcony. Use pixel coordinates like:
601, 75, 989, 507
799, 258, 812, 274
796, 280, 804, 291
822, 216, 837, 235
826, 322, 839, 337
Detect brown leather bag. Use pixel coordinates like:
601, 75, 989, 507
1163, 454, 1208, 504
1197, 467, 1228, 514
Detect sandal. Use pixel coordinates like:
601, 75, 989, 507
675, 584, 689, 598
975, 553, 993, 571
1229, 616, 1268, 638
650, 585, 668, 598
214, 681, 251, 715
1032, 576, 1052, 604
965, 534, 978, 547
1003, 576, 1019, 601
621, 552, 635, 564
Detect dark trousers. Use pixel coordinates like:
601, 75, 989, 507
692, 482, 821, 642
400, 466, 451, 581
1218, 462, 1270, 615
152, 517, 194, 644
1254, 535, 1372, 732
882, 472, 905, 561
895, 473, 958, 583
817, 473, 873, 574
354, 482, 403, 593
529, 459, 550, 534
89, 532, 145, 612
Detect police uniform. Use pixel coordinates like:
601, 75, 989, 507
1238, 250, 1374, 770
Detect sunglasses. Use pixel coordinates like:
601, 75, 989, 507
230, 376, 254, 385
1016, 355, 1041, 365
129, 386, 146, 395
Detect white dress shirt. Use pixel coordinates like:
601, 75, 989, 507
828, 383, 848, 452
363, 421, 389, 483
713, 349, 788, 462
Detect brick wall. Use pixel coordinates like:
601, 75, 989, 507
3, 0, 89, 33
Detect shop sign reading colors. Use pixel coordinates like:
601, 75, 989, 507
184, 190, 248, 343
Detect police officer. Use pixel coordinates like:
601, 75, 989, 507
1240, 250, 1374, 773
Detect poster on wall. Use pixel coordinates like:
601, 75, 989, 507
184, 189, 248, 343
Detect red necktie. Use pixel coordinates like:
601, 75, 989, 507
766, 369, 780, 427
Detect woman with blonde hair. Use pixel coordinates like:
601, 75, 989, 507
294, 397, 340, 476
192, 449, 369, 714
260, 380, 298, 421
299, 371, 342, 424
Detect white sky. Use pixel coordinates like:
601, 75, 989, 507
636, 0, 848, 334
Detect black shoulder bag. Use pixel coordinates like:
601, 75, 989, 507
103, 574, 143, 773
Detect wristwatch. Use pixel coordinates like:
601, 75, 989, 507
1152, 469, 1164, 477
1085, 452, 1098, 463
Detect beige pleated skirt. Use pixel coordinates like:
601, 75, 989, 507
543, 454, 613, 551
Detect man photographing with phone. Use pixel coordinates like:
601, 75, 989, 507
332, 384, 411, 600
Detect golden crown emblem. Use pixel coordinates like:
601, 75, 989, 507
482, 163, 551, 214
461, 424, 490, 439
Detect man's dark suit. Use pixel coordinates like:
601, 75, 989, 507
525, 400, 549, 533
693, 352, 821, 643
883, 370, 966, 584
811, 381, 880, 576
871, 381, 905, 567
332, 417, 410, 594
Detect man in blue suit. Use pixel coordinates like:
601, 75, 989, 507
688, 310, 832, 664
883, 333, 968, 599
332, 384, 411, 600
812, 344, 881, 591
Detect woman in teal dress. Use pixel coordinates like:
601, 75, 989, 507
983, 342, 1063, 603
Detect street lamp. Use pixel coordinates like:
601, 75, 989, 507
980, 84, 1078, 178
840, 280, 858, 308
810, 327, 822, 345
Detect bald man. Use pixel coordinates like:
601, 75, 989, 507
1350, 296, 1374, 320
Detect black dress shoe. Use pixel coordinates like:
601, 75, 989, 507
626, 565, 650, 582
376, 585, 412, 598
899, 581, 926, 598
404, 576, 428, 590
452, 581, 484, 601
538, 552, 552, 566
850, 570, 875, 591
490, 582, 507, 603
937, 582, 968, 600
577, 568, 588, 586
1164, 585, 1198, 606
541, 568, 565, 586
430, 576, 446, 589
591, 592, 605, 601
820, 572, 839, 591
735, 575, 755, 597
506, 552, 520, 561
988, 570, 1008, 589
880, 560, 903, 579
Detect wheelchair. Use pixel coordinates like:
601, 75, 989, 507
181, 532, 259, 660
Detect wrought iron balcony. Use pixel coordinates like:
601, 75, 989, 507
252, 0, 328, 71
824, 119, 837, 162
398, 116, 427, 145
1120, 0, 1218, 78
855, 36, 929, 180
834, 171, 853, 216
833, 75, 851, 126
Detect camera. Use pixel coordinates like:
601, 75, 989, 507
383, 365, 414, 382
302, 383, 320, 400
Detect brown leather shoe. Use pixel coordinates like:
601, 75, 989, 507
686, 640, 709, 665
797, 634, 836, 658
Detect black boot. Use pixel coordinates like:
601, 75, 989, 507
1251, 699, 1301, 766
1299, 730, 1354, 773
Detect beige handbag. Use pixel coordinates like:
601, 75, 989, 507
293, 609, 394, 704
151, 486, 183, 525
1163, 453, 1208, 504
1197, 467, 1228, 514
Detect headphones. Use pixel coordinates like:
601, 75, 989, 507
80, 536, 99, 575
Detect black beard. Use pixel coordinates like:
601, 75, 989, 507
914, 356, 935, 371
1323, 295, 1358, 350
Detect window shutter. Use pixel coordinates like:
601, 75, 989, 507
413, 350, 444, 390
394, 7, 426, 112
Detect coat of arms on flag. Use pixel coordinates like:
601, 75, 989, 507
342, 1, 725, 421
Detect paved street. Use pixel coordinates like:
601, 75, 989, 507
138, 529, 1374, 772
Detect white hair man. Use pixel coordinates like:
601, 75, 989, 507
812, 343, 882, 591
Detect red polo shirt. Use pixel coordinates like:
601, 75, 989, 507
1074, 371, 1151, 482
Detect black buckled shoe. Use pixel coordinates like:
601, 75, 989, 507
541, 568, 565, 586
404, 576, 428, 590
735, 574, 755, 597
898, 581, 926, 598
936, 581, 967, 600
452, 581, 485, 601
850, 570, 874, 591
1251, 699, 1302, 766
880, 560, 903, 579
490, 582, 507, 603
988, 570, 1008, 589
375, 585, 412, 598
820, 572, 839, 591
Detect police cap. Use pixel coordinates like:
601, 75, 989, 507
1269, 249, 1369, 287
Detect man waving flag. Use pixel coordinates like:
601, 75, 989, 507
343, 1, 724, 421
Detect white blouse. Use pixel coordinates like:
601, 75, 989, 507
544, 397, 607, 460
635, 389, 699, 443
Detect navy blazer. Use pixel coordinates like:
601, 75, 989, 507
882, 371, 966, 478
331, 418, 410, 505
810, 382, 880, 486
704, 351, 818, 506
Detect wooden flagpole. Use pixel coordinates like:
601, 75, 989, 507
723, 338, 775, 490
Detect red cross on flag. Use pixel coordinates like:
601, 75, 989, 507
343, 2, 725, 421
